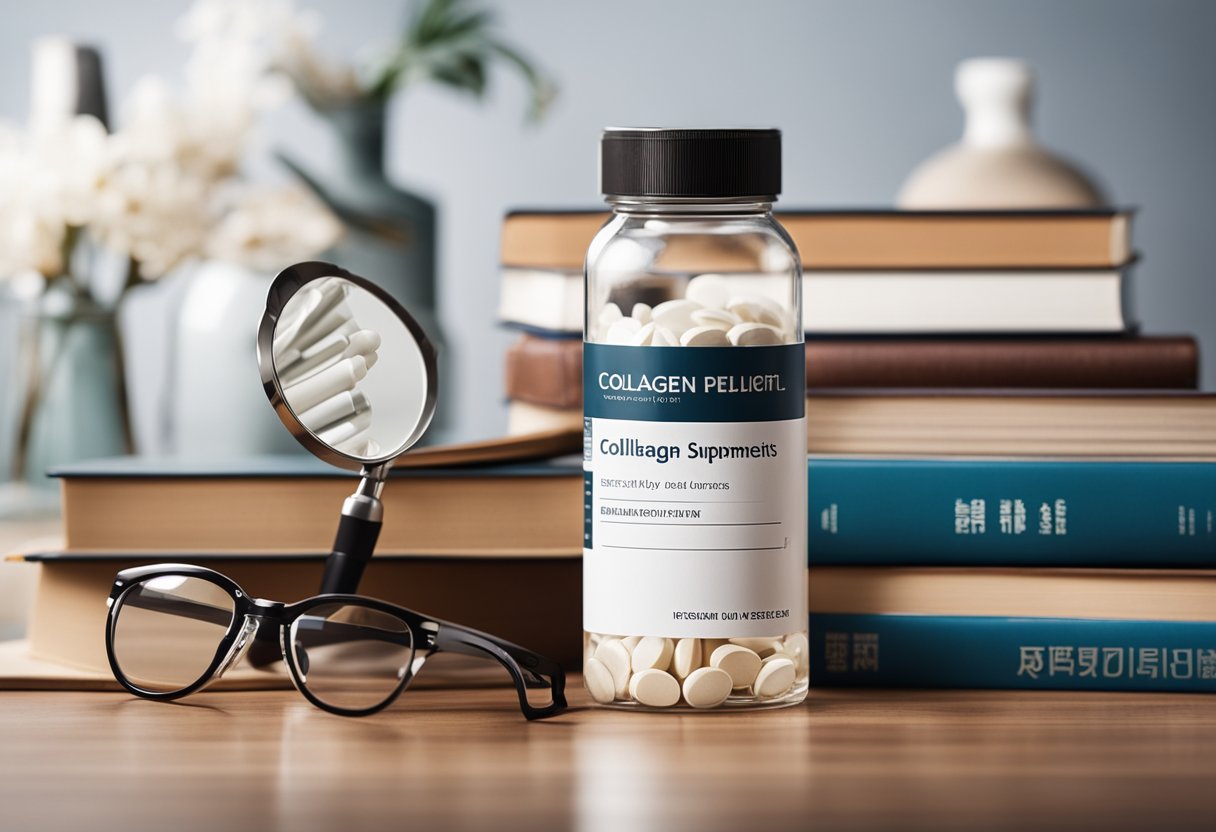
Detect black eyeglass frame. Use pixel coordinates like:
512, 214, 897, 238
105, 563, 567, 720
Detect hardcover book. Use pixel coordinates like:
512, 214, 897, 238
508, 392, 1216, 458
501, 209, 1135, 271
808, 613, 1216, 692
498, 268, 1134, 335
807, 457, 1216, 566
503, 334, 1199, 408
805, 391, 1216, 457
12, 552, 582, 677
807, 567, 1216, 622
51, 454, 584, 555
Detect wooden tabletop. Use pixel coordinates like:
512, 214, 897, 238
1, 681, 1213, 831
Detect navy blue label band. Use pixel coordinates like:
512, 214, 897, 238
584, 343, 805, 423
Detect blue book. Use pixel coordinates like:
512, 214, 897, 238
809, 613, 1216, 692
807, 457, 1216, 566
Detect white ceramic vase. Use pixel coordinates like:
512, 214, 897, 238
170, 261, 301, 457
898, 58, 1105, 209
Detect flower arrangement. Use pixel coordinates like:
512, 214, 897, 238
0, 5, 342, 484
1, 0, 551, 485
0, 15, 341, 296
0, 0, 551, 313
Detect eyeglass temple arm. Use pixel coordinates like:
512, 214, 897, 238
433, 624, 567, 720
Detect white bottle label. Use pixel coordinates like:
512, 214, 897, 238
582, 343, 807, 638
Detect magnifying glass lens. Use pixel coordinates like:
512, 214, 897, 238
267, 271, 435, 464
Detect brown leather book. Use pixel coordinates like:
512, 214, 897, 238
805, 336, 1199, 389
500, 209, 1135, 270
16, 553, 581, 677
504, 335, 1200, 407
505, 335, 585, 409
50, 455, 584, 556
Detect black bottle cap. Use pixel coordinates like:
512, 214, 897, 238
600, 127, 781, 199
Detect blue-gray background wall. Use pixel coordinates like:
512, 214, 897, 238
1, 0, 1213, 452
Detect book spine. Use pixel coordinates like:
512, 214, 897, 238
505, 335, 584, 409
808, 613, 1216, 692
505, 337, 1198, 410
804, 337, 1198, 389
808, 458, 1216, 566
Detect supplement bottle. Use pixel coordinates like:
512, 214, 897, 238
583, 128, 808, 710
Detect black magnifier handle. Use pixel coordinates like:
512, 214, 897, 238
246, 514, 383, 668
247, 480, 385, 669
320, 470, 387, 594
320, 513, 383, 594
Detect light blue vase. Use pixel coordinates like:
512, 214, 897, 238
17, 282, 132, 488
168, 261, 303, 458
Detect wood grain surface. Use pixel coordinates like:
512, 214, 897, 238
1, 681, 1213, 832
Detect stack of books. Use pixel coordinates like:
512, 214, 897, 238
499, 211, 604, 434
500, 209, 1200, 434
807, 457, 1216, 691
499, 207, 1216, 692
790, 211, 1214, 692
1, 437, 587, 688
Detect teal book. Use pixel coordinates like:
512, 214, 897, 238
807, 457, 1216, 566
809, 613, 1216, 692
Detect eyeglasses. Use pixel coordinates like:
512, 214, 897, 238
104, 564, 567, 719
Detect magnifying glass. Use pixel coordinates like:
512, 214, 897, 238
257, 261, 439, 595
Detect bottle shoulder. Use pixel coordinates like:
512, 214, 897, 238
898, 144, 1105, 209
587, 212, 799, 276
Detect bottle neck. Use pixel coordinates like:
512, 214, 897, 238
956, 59, 1036, 149
606, 196, 775, 216
963, 99, 1033, 148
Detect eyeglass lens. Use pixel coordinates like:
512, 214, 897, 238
289, 603, 416, 711
111, 576, 236, 693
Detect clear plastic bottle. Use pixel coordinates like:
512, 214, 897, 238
582, 128, 807, 710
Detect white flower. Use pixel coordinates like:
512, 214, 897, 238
0, 205, 66, 279
1, 2, 346, 285
0, 126, 55, 278
186, 0, 363, 109
274, 17, 361, 107
178, 0, 287, 41
183, 0, 359, 108
91, 154, 215, 279
207, 185, 342, 272
0, 115, 109, 279
116, 74, 250, 182
29, 115, 111, 226
112, 2, 301, 187
180, 0, 332, 110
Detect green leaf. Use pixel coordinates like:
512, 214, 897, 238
486, 39, 557, 122
374, 0, 557, 120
